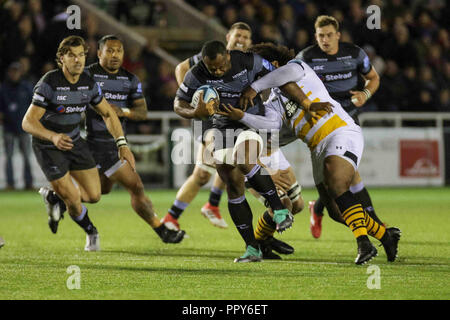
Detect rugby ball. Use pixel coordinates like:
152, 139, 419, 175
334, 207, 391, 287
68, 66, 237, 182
191, 85, 220, 109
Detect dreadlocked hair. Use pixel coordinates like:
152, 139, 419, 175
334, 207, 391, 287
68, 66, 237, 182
249, 42, 295, 66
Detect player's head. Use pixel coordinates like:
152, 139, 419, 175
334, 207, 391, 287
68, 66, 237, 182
97, 35, 124, 72
226, 22, 252, 52
314, 15, 340, 54
201, 40, 231, 78
56, 35, 88, 75
248, 42, 294, 68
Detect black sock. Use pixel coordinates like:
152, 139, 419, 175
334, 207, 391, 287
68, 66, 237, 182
314, 197, 325, 216
168, 200, 189, 219
245, 165, 284, 211
71, 205, 96, 234
228, 195, 258, 248
208, 186, 223, 207
353, 187, 383, 225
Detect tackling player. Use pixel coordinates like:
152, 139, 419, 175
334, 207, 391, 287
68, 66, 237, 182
233, 43, 401, 264
297, 15, 382, 239
22, 36, 135, 251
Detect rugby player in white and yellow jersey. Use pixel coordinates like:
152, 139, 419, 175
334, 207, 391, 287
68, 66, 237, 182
218, 43, 400, 265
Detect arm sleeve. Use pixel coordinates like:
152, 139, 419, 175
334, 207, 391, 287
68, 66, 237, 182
357, 47, 372, 75
32, 80, 53, 109
240, 106, 283, 130
90, 82, 103, 106
250, 62, 306, 93
130, 75, 144, 101
176, 70, 202, 103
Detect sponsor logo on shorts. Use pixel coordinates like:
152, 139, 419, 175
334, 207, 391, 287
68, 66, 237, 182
56, 105, 65, 113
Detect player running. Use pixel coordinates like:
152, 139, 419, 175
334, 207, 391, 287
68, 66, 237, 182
23, 36, 135, 251
174, 40, 294, 262
222, 43, 400, 264
163, 22, 253, 231
83, 35, 185, 244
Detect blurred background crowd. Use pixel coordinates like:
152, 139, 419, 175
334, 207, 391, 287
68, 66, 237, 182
1, 0, 448, 115
0, 0, 449, 189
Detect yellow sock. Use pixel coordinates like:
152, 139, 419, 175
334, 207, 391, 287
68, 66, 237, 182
254, 211, 276, 241
342, 204, 368, 238
365, 211, 386, 240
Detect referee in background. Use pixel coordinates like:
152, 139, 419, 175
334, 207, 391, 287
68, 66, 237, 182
297, 15, 383, 238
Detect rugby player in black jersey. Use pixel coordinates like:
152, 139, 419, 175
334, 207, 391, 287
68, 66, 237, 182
297, 15, 383, 239
174, 40, 294, 262
22, 36, 135, 251
170, 23, 298, 260
163, 23, 253, 232
84, 35, 185, 244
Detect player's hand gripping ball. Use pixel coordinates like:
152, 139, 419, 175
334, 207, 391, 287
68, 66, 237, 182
191, 85, 220, 120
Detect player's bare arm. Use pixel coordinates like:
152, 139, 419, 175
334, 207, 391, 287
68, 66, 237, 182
174, 92, 217, 120
350, 66, 380, 107
175, 58, 191, 86
93, 97, 136, 170
22, 104, 74, 151
110, 98, 148, 121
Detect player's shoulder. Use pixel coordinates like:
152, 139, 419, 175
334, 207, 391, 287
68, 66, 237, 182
38, 69, 62, 85
85, 62, 101, 74
118, 66, 139, 82
297, 44, 322, 60
338, 42, 364, 58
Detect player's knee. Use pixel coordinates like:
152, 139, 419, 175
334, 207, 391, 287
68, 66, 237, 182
193, 168, 211, 186
85, 192, 101, 204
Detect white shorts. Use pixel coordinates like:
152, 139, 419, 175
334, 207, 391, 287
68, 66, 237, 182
311, 125, 364, 185
259, 148, 291, 172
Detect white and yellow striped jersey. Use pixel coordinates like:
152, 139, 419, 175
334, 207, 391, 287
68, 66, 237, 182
246, 59, 355, 149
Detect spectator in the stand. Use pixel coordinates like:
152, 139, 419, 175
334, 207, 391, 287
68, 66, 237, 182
439, 89, 450, 111
28, 0, 46, 35
222, 6, 238, 29
0, 62, 33, 190
415, 10, 438, 38
374, 60, 403, 111
291, 29, 310, 53
400, 66, 421, 110
417, 66, 439, 110
383, 23, 420, 68
202, 3, 220, 25
239, 3, 260, 35
278, 4, 296, 45
346, 0, 367, 45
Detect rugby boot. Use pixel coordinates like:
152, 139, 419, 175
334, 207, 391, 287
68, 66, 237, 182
380, 227, 401, 262
355, 236, 378, 265
273, 209, 294, 233
234, 245, 262, 263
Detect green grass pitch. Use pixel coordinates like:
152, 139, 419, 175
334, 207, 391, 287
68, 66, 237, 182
0, 187, 449, 300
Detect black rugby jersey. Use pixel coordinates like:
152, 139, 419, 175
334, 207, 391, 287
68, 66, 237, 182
188, 52, 202, 68
31, 69, 103, 146
84, 63, 143, 141
177, 50, 274, 130
297, 42, 371, 118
